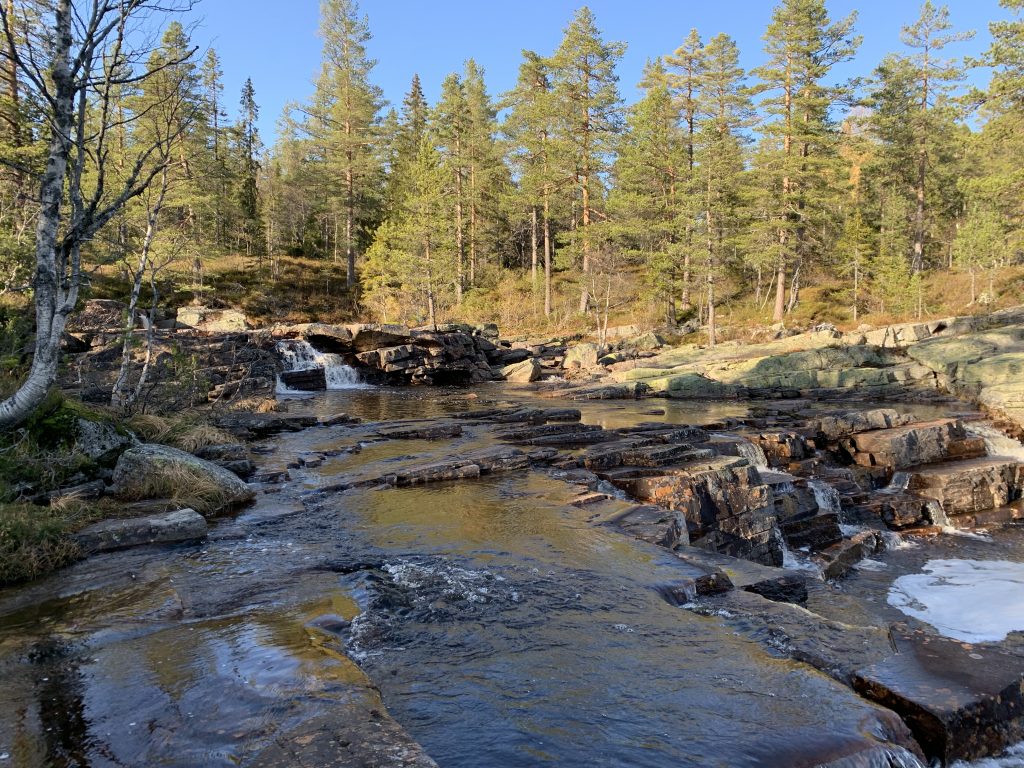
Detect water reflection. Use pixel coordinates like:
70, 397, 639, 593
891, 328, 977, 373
0, 386, 975, 767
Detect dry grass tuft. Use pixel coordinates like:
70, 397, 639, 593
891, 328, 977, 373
127, 414, 235, 453
126, 413, 174, 443
0, 503, 83, 585
126, 463, 233, 515
228, 396, 281, 414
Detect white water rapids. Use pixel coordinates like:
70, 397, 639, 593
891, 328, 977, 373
275, 339, 366, 393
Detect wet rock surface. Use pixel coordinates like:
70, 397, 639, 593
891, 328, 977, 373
17, 307, 1024, 766
73, 508, 208, 553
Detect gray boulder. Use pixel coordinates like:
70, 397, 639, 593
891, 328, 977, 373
74, 417, 134, 464
74, 508, 208, 553
502, 359, 542, 383
563, 343, 600, 370
110, 443, 255, 514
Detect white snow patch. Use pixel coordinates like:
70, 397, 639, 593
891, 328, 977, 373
888, 559, 1024, 643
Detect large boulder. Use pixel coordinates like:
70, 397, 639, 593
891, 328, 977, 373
303, 323, 355, 351
74, 417, 134, 464
843, 419, 986, 469
610, 456, 782, 566
502, 359, 542, 383
74, 508, 208, 553
347, 323, 414, 353
110, 443, 255, 514
624, 331, 666, 351
563, 343, 600, 370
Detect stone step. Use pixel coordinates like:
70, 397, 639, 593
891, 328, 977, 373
781, 511, 842, 551
906, 457, 1024, 516
278, 367, 326, 391
852, 627, 1024, 764
843, 418, 986, 469
814, 530, 882, 580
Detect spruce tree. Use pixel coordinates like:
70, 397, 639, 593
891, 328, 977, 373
235, 78, 264, 260
462, 59, 507, 286
433, 72, 470, 300
610, 58, 686, 325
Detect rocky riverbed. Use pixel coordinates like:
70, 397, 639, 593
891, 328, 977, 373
10, 304, 1024, 766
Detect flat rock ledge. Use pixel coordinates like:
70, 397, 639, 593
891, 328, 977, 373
74, 509, 207, 553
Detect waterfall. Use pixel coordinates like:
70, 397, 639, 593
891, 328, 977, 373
925, 499, 953, 529
736, 439, 768, 468
275, 339, 365, 393
809, 479, 842, 515
780, 538, 824, 579
967, 422, 1024, 461
884, 471, 911, 493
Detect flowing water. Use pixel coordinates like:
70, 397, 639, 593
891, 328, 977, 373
275, 339, 365, 393
1, 388, 1021, 767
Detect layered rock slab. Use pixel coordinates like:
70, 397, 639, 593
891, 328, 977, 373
853, 629, 1024, 764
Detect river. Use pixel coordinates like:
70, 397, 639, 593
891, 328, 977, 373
1, 386, 1021, 767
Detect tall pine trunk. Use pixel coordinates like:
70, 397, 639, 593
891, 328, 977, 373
579, 173, 590, 314
543, 192, 552, 318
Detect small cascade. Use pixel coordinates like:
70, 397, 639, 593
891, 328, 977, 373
880, 529, 915, 551
275, 339, 365, 393
809, 479, 842, 515
780, 538, 824, 579
925, 499, 952, 529
967, 422, 1024, 462
884, 471, 912, 493
736, 438, 768, 469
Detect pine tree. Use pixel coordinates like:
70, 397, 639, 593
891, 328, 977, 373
502, 50, 559, 316
549, 6, 626, 314
665, 28, 705, 313
753, 0, 860, 321
898, 2, 974, 274
959, 1, 1023, 289
312, 0, 383, 286
694, 33, 751, 346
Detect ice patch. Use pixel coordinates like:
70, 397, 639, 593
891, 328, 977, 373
888, 559, 1024, 643
853, 558, 889, 572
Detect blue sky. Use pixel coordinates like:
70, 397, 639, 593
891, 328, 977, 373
193, 1, 1010, 144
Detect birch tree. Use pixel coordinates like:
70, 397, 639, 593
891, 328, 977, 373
0, 0, 196, 429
